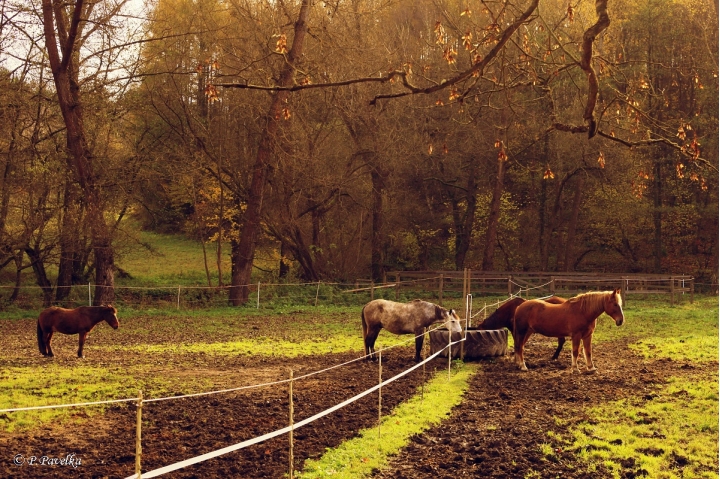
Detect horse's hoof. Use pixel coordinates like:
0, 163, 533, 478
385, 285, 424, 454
584, 368, 597, 375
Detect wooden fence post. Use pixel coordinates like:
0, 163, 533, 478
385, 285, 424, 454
395, 273, 400, 300
135, 390, 143, 478
462, 268, 468, 300
690, 277, 694, 304
421, 328, 426, 400
670, 276, 675, 306
460, 293, 468, 361
378, 351, 382, 439
370, 281, 374, 301
466, 269, 472, 298
439, 274, 444, 306
288, 370, 294, 479
447, 322, 452, 381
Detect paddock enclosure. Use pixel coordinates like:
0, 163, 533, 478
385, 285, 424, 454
0, 294, 717, 479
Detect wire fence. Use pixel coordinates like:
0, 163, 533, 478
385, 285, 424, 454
0, 270, 708, 312
0, 279, 462, 311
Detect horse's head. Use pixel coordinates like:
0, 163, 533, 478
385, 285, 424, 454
604, 289, 624, 326
443, 308, 463, 333
104, 305, 120, 329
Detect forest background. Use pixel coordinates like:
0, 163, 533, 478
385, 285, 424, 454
0, 0, 717, 307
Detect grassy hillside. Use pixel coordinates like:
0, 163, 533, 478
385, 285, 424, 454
115, 226, 233, 286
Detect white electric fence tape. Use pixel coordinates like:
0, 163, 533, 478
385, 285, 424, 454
123, 344, 460, 479
0, 397, 139, 413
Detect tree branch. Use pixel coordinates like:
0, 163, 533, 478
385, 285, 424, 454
370, 0, 540, 104
217, 70, 418, 93
551, 123, 716, 171
579, 0, 610, 138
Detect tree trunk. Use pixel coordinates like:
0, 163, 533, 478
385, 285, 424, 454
216, 156, 224, 287
563, 176, 584, 272
370, 165, 386, 282
653, 157, 663, 273
279, 240, 290, 278
9, 251, 23, 303
92, 205, 115, 305
25, 246, 53, 307
55, 181, 80, 304
454, 158, 478, 270
42, 0, 115, 305
229, 0, 311, 305
482, 157, 505, 271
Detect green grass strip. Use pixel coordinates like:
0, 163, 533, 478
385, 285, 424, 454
568, 375, 719, 478
0, 364, 213, 432
297, 362, 478, 478
0, 365, 133, 432
119, 335, 408, 357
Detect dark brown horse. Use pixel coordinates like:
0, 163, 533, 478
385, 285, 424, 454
477, 296, 567, 359
37, 306, 119, 358
361, 299, 461, 362
512, 289, 624, 373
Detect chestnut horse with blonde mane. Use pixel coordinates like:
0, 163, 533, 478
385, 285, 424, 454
477, 296, 567, 359
37, 306, 119, 358
512, 289, 624, 373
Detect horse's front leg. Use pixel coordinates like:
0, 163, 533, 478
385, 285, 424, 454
581, 333, 596, 374
570, 335, 583, 373
514, 330, 532, 371
77, 331, 89, 358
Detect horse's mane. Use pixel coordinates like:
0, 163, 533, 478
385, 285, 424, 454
568, 291, 619, 314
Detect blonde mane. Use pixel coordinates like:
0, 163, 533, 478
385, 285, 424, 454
568, 290, 619, 315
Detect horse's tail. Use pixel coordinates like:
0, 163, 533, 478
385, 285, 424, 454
361, 306, 368, 340
37, 319, 45, 355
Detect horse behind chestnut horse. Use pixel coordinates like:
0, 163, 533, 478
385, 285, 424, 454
361, 299, 461, 362
477, 296, 567, 359
37, 306, 119, 358
512, 289, 624, 373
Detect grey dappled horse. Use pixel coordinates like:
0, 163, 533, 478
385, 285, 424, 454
361, 299, 462, 362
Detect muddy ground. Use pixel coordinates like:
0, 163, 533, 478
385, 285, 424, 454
0, 315, 714, 479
